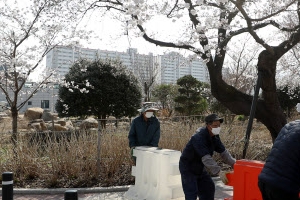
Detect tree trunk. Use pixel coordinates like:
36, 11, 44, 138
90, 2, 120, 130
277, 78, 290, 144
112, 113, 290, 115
208, 50, 286, 142
144, 82, 150, 102
11, 105, 19, 155
11, 106, 18, 133
101, 114, 106, 129
255, 50, 287, 142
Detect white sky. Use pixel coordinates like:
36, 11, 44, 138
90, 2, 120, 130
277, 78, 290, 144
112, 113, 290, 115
29, 13, 190, 80
29, 16, 169, 80
27, 2, 280, 80
77, 14, 187, 55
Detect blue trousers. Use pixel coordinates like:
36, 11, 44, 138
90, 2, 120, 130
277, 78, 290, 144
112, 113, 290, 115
180, 170, 215, 200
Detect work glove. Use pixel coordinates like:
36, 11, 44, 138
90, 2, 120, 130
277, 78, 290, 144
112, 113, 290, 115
219, 170, 231, 185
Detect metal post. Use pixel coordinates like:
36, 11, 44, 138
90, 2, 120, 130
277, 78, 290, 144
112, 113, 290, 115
64, 189, 78, 200
2, 172, 13, 200
242, 70, 263, 159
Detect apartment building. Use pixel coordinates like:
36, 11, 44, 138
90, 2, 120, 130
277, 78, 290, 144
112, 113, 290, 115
46, 45, 208, 84
46, 46, 155, 81
0, 46, 208, 113
155, 52, 208, 84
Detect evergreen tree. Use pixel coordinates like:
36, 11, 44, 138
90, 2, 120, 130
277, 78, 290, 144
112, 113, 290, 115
174, 75, 208, 116
56, 58, 142, 125
152, 83, 179, 117
277, 84, 300, 117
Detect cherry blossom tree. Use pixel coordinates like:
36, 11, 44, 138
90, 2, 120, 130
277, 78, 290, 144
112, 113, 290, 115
223, 34, 260, 95
79, 0, 300, 141
277, 44, 300, 87
0, 0, 90, 136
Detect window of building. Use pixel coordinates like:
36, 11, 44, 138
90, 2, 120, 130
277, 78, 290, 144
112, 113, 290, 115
24, 83, 33, 88
41, 100, 49, 109
28, 101, 32, 105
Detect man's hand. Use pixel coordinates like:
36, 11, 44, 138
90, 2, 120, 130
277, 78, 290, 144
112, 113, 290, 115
219, 170, 231, 185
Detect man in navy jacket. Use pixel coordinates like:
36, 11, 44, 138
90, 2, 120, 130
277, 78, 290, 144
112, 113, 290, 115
179, 113, 236, 200
128, 102, 160, 150
258, 120, 300, 200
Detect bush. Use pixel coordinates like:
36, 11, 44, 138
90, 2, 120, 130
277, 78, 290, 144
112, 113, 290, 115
237, 115, 247, 121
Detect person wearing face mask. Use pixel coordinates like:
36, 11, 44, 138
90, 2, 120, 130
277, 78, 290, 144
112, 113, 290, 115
179, 113, 236, 200
128, 102, 161, 161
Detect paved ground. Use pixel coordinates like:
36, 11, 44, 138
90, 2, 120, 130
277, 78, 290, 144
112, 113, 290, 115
5, 192, 127, 200
0, 177, 233, 200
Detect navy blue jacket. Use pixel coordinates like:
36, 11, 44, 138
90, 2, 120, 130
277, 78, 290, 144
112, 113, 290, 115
179, 126, 225, 175
258, 120, 300, 193
128, 115, 160, 148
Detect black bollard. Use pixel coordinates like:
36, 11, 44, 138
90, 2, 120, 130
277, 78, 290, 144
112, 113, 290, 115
2, 172, 13, 200
64, 189, 78, 200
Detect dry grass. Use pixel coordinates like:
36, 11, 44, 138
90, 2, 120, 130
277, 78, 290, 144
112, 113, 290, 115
0, 116, 274, 188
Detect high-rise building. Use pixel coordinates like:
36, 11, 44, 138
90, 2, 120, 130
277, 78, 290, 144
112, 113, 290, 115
46, 45, 208, 84
154, 52, 208, 84
46, 46, 156, 81
0, 46, 209, 113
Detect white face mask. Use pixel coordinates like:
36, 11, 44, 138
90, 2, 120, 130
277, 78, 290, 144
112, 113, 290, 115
211, 127, 221, 135
145, 112, 153, 118
296, 103, 300, 113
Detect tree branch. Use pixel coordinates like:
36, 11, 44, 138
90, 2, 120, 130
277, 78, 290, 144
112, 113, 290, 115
166, 0, 179, 17
233, 0, 275, 54
17, 73, 53, 111
135, 21, 205, 58
86, 0, 125, 14
251, 0, 297, 22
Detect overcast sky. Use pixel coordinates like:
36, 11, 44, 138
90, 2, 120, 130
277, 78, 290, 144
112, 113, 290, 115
75, 13, 177, 55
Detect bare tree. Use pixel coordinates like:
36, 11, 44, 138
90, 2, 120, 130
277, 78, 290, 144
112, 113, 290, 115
0, 0, 88, 138
128, 50, 157, 102
223, 34, 260, 95
277, 45, 300, 87
77, 0, 300, 141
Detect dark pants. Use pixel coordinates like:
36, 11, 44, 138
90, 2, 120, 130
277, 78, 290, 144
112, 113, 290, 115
180, 170, 215, 200
258, 180, 300, 200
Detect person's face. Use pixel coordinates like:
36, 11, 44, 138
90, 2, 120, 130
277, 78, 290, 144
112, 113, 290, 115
207, 121, 221, 136
143, 110, 155, 119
